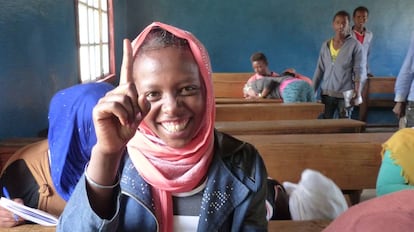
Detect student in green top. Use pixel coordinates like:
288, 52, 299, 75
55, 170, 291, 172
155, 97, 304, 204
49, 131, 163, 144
376, 128, 414, 196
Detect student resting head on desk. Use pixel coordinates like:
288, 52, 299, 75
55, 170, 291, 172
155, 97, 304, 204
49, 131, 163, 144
246, 75, 315, 103
57, 22, 269, 232
0, 82, 114, 228
243, 52, 315, 103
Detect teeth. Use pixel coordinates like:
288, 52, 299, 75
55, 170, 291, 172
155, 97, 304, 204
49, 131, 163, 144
162, 120, 188, 133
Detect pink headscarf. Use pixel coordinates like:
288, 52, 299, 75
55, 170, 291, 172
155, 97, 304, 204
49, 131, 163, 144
126, 22, 215, 232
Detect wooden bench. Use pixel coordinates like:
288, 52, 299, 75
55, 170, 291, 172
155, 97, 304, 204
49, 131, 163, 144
215, 102, 324, 121
212, 72, 253, 82
215, 119, 366, 135
235, 132, 393, 205
359, 76, 396, 125
215, 97, 282, 104
269, 220, 331, 231
212, 73, 252, 98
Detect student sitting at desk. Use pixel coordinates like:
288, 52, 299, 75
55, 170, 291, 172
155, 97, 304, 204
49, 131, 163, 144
0, 82, 113, 227
376, 128, 414, 196
246, 75, 315, 102
243, 52, 315, 102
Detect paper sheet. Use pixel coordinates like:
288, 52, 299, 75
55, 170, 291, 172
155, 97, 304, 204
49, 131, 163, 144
0, 197, 58, 226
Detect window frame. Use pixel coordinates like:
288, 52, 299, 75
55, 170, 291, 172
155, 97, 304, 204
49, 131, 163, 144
74, 0, 115, 83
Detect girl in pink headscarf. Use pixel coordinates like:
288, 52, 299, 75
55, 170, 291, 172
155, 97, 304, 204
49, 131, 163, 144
58, 22, 268, 232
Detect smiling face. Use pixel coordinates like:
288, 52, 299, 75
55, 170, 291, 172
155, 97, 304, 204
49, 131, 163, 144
133, 46, 206, 148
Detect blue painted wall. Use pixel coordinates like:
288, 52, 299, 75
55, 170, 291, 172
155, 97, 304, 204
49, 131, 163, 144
0, 0, 412, 139
0, 0, 78, 139
124, 0, 414, 126
0, 0, 128, 139
126, 0, 414, 76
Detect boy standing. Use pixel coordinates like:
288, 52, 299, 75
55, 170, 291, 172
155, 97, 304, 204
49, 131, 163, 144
393, 31, 414, 128
350, 6, 373, 120
351, 6, 373, 77
312, 10, 365, 119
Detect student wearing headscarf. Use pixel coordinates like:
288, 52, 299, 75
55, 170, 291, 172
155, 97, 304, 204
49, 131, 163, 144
0, 82, 113, 227
58, 22, 268, 231
376, 128, 414, 196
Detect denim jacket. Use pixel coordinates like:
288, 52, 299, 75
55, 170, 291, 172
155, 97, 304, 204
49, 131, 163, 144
57, 131, 268, 232
394, 31, 414, 102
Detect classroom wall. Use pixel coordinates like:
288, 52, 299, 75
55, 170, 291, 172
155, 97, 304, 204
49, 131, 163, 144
0, 0, 128, 140
0, 0, 78, 139
125, 0, 414, 76
0, 0, 412, 139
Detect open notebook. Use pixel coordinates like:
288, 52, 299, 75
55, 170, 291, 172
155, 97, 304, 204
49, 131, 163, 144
0, 197, 58, 226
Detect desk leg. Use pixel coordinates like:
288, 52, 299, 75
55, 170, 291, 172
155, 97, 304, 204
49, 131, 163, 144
343, 190, 362, 205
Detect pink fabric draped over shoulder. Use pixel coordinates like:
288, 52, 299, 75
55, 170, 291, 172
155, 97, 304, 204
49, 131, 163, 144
323, 190, 414, 232
126, 22, 215, 232
295, 73, 313, 85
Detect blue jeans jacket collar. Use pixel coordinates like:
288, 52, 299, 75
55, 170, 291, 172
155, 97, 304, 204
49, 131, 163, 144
119, 153, 250, 231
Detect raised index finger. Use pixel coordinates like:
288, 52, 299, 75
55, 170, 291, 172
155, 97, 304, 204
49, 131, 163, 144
120, 39, 133, 85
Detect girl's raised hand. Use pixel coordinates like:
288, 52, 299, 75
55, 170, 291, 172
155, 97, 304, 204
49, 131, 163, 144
85, 39, 150, 210
92, 39, 149, 158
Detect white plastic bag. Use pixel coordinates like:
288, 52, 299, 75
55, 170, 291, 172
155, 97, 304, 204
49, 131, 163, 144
343, 89, 363, 107
283, 169, 348, 220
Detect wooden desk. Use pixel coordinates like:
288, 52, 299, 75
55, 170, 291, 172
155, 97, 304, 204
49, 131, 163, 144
212, 73, 252, 98
2, 224, 55, 232
268, 220, 331, 232
215, 119, 366, 135
6, 220, 331, 232
235, 132, 392, 204
212, 72, 253, 82
236, 132, 392, 191
215, 103, 324, 121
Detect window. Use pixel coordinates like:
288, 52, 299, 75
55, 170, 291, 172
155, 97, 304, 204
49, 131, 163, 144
76, 0, 115, 83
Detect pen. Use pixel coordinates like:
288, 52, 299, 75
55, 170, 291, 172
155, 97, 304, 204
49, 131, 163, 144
2, 187, 19, 222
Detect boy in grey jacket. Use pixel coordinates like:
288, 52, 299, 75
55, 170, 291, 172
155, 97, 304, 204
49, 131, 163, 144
313, 10, 366, 119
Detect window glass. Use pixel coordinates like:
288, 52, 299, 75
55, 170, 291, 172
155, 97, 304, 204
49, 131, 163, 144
77, 0, 113, 82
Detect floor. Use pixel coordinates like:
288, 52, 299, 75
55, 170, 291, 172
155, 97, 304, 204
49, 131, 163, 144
364, 126, 399, 133
360, 189, 376, 202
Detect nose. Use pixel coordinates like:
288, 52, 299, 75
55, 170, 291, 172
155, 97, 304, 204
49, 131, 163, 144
161, 93, 181, 114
